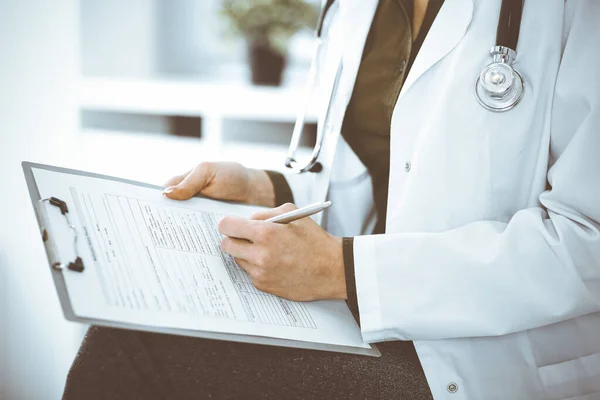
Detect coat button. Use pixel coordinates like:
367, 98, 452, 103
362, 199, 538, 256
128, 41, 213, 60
447, 383, 458, 393
404, 161, 411, 172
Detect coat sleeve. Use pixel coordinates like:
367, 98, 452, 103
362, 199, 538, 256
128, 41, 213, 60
353, 0, 600, 342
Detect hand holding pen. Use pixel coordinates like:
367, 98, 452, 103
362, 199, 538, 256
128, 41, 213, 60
218, 201, 347, 302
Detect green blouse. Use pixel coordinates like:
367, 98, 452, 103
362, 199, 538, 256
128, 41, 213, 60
342, 0, 443, 234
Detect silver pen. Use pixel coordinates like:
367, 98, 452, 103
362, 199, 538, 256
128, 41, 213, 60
266, 201, 332, 224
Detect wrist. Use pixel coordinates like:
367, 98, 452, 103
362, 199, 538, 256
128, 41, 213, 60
328, 235, 348, 300
246, 169, 276, 207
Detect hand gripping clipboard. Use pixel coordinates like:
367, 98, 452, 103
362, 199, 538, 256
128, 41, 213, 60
22, 161, 380, 357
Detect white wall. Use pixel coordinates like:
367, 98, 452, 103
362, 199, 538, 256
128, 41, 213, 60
81, 0, 160, 77
0, 251, 7, 398
0, 1, 81, 399
80, 0, 243, 77
80, 0, 315, 78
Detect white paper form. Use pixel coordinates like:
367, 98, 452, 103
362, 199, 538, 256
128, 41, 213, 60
32, 167, 369, 350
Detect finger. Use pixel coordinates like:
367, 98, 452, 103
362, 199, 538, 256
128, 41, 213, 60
234, 257, 261, 276
165, 163, 214, 200
218, 216, 259, 241
163, 169, 191, 188
221, 236, 253, 259
251, 203, 298, 221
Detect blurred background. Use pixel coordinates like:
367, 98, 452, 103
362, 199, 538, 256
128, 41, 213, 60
0, 1, 319, 398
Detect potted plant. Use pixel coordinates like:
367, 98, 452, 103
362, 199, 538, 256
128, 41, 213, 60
221, 0, 319, 86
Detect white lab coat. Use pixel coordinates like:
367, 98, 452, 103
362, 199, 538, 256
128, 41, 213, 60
285, 0, 600, 399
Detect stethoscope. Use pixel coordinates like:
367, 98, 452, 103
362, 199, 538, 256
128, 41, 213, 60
286, 0, 525, 174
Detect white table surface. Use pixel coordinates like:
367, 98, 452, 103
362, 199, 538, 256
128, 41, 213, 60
80, 76, 320, 123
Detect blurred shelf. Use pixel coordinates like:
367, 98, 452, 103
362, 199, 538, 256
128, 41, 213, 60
72, 128, 312, 185
79, 76, 320, 123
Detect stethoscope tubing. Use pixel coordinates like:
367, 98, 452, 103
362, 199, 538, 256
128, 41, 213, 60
286, 0, 526, 173
496, 0, 524, 49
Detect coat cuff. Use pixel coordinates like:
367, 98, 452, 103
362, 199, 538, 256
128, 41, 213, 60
264, 170, 294, 206
353, 234, 385, 343
342, 237, 360, 324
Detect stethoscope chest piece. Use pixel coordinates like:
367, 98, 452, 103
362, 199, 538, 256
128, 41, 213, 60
475, 46, 524, 112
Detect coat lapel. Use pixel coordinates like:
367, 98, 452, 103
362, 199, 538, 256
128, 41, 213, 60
338, 0, 380, 105
399, 0, 474, 100
337, 0, 474, 104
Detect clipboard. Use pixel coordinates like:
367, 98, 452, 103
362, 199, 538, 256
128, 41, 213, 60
22, 161, 380, 357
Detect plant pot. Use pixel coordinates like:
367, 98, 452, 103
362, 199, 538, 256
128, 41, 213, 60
247, 40, 287, 86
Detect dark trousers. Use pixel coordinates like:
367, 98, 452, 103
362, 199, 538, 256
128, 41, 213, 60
63, 326, 433, 400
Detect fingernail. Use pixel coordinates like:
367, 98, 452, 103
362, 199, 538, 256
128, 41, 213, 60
162, 186, 175, 195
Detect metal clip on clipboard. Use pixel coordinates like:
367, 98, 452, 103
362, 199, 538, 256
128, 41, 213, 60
37, 197, 85, 273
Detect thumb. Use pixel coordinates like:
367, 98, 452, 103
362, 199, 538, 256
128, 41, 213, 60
164, 163, 214, 200
251, 203, 297, 221
163, 169, 191, 188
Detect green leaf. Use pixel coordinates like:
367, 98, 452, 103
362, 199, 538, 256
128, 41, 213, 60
220, 0, 319, 48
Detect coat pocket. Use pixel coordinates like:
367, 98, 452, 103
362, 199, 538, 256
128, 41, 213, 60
537, 352, 600, 400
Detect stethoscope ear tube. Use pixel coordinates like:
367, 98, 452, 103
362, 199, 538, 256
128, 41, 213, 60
317, 0, 337, 38
285, 157, 323, 173
286, 55, 342, 174
286, 40, 323, 174
285, 0, 339, 174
